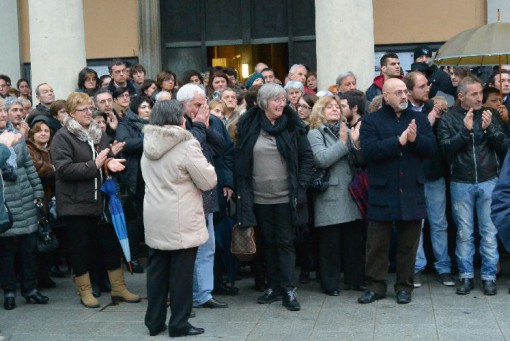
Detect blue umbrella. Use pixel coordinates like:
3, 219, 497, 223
101, 177, 133, 274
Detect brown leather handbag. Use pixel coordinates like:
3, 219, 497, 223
230, 224, 256, 262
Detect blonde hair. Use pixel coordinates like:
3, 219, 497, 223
66, 92, 92, 114
308, 95, 342, 129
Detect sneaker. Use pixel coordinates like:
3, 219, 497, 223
413, 271, 422, 288
282, 288, 301, 311
257, 288, 282, 304
438, 273, 456, 287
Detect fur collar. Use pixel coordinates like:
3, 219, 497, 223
143, 125, 194, 160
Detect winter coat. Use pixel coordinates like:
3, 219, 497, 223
307, 125, 362, 227
51, 126, 110, 217
360, 103, 436, 221
0, 144, 11, 226
141, 124, 217, 251
26, 139, 55, 209
0, 127, 44, 237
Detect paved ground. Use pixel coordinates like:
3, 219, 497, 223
2, 264, 510, 341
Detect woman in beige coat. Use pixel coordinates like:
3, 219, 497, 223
142, 100, 217, 338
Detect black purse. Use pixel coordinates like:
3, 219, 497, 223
36, 202, 59, 253
309, 132, 330, 193
0, 201, 13, 233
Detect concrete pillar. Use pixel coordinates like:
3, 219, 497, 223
28, 0, 86, 100
138, 0, 161, 79
487, 0, 510, 23
315, 0, 375, 92
0, 0, 22, 82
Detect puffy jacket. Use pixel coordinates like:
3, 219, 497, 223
141, 124, 217, 251
438, 105, 507, 183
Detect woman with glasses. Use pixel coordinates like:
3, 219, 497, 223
77, 68, 100, 97
112, 87, 131, 117
51, 92, 140, 308
115, 95, 153, 274
235, 83, 314, 311
284, 81, 305, 112
156, 70, 178, 99
296, 94, 318, 125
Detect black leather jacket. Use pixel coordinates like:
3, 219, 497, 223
438, 105, 507, 183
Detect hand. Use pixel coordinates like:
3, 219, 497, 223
110, 140, 125, 156
464, 108, 474, 130
106, 159, 126, 172
481, 109, 492, 130
497, 104, 509, 123
399, 129, 409, 146
19, 122, 30, 138
193, 104, 210, 128
428, 105, 442, 126
107, 112, 118, 131
350, 122, 361, 148
407, 119, 417, 143
339, 122, 348, 143
223, 187, 234, 202
0, 130, 22, 148
95, 148, 110, 169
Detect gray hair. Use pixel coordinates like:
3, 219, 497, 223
93, 88, 112, 106
149, 100, 184, 126
5, 97, 23, 111
336, 71, 356, 86
35, 83, 49, 97
284, 81, 304, 94
289, 64, 306, 75
176, 83, 205, 102
458, 75, 483, 96
257, 83, 287, 111
155, 91, 172, 101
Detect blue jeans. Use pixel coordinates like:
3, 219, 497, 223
451, 179, 499, 281
415, 178, 452, 274
192, 213, 215, 306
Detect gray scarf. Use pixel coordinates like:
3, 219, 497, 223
64, 116, 102, 144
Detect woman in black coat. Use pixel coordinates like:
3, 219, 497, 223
235, 83, 314, 311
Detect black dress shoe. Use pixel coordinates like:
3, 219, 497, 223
482, 280, 497, 295
149, 324, 167, 336
199, 297, 228, 308
456, 278, 474, 295
357, 291, 385, 304
169, 323, 204, 337
37, 277, 56, 288
396, 291, 412, 304
25, 291, 49, 304
323, 289, 340, 296
213, 282, 239, 296
3, 297, 15, 310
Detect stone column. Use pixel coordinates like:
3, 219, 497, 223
0, 0, 22, 82
28, 0, 86, 100
315, 0, 375, 92
138, 0, 161, 79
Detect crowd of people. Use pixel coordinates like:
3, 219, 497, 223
1, 44, 510, 337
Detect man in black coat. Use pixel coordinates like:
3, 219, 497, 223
358, 78, 436, 305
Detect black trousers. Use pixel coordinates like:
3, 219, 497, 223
254, 203, 296, 290
318, 220, 365, 292
365, 220, 421, 295
62, 216, 121, 277
0, 232, 38, 296
145, 247, 197, 335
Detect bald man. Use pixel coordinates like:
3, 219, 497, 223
358, 78, 436, 305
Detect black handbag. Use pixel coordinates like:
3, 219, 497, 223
0, 201, 13, 234
36, 203, 59, 253
309, 132, 330, 193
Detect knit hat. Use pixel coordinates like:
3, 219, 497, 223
245, 73, 264, 89
413, 45, 432, 61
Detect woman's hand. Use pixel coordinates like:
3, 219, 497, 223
107, 159, 126, 172
110, 140, 126, 156
95, 148, 110, 169
0, 130, 22, 148
351, 122, 361, 148
107, 112, 118, 131
339, 122, 348, 143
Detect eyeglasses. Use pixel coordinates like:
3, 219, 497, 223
118, 93, 130, 99
164, 78, 175, 82
296, 104, 311, 110
75, 106, 95, 113
271, 98, 287, 104
385, 89, 409, 96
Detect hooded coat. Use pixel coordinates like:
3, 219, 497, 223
141, 124, 217, 251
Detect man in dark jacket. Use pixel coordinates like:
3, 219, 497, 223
403, 72, 455, 288
366, 53, 402, 104
107, 60, 138, 96
438, 76, 507, 296
412, 45, 456, 99
358, 78, 436, 305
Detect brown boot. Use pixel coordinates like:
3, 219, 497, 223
107, 268, 141, 304
75, 273, 100, 308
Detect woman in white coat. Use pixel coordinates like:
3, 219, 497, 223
142, 100, 217, 338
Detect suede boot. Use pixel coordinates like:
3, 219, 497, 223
75, 273, 100, 308
107, 268, 141, 304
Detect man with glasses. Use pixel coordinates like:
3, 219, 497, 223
358, 78, 435, 305
107, 59, 138, 96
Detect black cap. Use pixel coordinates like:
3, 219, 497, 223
413, 45, 432, 60
408, 62, 433, 76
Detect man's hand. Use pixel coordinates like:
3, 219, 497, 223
428, 105, 442, 126
110, 140, 126, 156
464, 108, 474, 131
107, 112, 118, 131
497, 104, 509, 124
107, 159, 126, 172
193, 104, 210, 128
19, 122, 29, 138
399, 129, 409, 146
481, 109, 493, 130
223, 187, 234, 202
351, 122, 361, 148
0, 131, 22, 148
407, 119, 417, 143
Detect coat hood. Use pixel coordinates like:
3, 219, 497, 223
143, 125, 194, 160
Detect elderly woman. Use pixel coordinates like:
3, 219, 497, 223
50, 92, 140, 308
115, 95, 153, 273
0, 98, 47, 310
307, 95, 365, 296
235, 83, 314, 311
142, 100, 216, 337
284, 81, 305, 111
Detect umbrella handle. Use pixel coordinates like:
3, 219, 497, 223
128, 262, 133, 275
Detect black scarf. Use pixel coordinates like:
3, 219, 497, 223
324, 121, 340, 138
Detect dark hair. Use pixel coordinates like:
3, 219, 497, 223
149, 100, 184, 126
181, 69, 204, 85
108, 59, 126, 74
77, 67, 99, 94
99, 74, 111, 86
49, 100, 67, 118
130, 63, 146, 77
452, 67, 471, 79
17, 78, 30, 89
483, 86, 501, 104
130, 95, 153, 113
0, 74, 11, 86
205, 71, 233, 98
488, 69, 510, 88
156, 70, 177, 89
223, 67, 238, 79
112, 86, 129, 99
380, 53, 399, 67
140, 79, 157, 94
339, 90, 365, 115
245, 84, 262, 111
300, 93, 319, 109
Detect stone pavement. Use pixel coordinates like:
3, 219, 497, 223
1, 266, 510, 341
